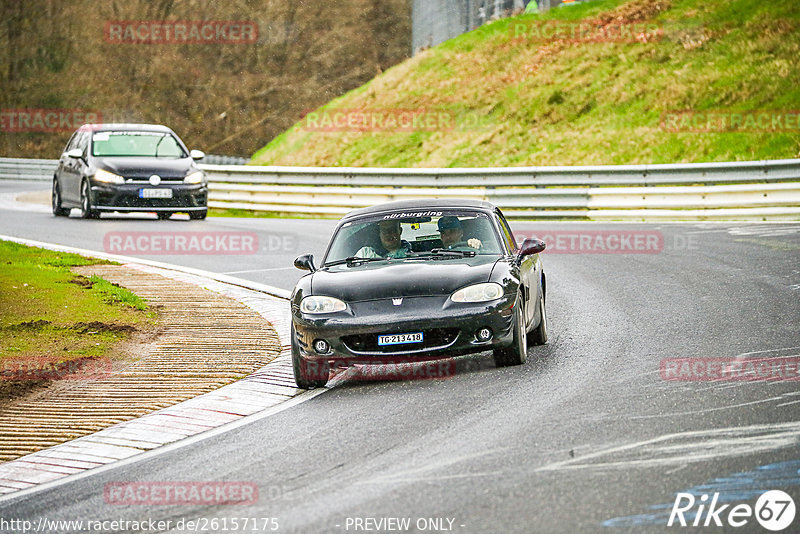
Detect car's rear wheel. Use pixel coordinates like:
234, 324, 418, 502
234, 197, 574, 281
79, 181, 99, 219
157, 212, 173, 220
493, 299, 527, 367
529, 290, 548, 346
291, 323, 329, 389
52, 179, 69, 217
189, 209, 207, 220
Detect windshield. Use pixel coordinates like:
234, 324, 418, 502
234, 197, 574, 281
91, 131, 186, 157
324, 210, 503, 266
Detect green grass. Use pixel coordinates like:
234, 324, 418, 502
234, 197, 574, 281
0, 240, 153, 373
208, 208, 333, 219
251, 0, 800, 167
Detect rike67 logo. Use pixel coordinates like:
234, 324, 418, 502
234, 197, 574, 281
668, 490, 796, 531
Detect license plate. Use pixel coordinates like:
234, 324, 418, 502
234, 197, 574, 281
140, 188, 172, 199
378, 332, 423, 346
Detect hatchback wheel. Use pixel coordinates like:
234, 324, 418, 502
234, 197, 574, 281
52, 179, 69, 217
79, 181, 99, 219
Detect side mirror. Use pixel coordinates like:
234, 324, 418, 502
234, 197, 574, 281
190, 150, 205, 160
518, 238, 546, 258
66, 148, 83, 159
294, 254, 316, 272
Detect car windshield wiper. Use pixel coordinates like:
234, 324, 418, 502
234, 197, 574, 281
324, 256, 389, 267
428, 248, 477, 258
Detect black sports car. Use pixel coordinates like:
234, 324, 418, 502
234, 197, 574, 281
52, 123, 208, 219
290, 199, 548, 389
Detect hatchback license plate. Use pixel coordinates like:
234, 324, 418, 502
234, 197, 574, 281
140, 188, 172, 199
378, 332, 423, 346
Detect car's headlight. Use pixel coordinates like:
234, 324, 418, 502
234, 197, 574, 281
184, 171, 205, 184
300, 296, 347, 314
451, 283, 504, 303
94, 169, 125, 184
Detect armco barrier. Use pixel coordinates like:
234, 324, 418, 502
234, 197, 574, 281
202, 159, 800, 220
2, 157, 799, 220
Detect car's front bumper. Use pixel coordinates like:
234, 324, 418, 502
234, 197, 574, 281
90, 183, 207, 212
292, 294, 517, 365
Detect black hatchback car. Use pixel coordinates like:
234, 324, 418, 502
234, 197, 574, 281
290, 199, 548, 389
52, 123, 208, 219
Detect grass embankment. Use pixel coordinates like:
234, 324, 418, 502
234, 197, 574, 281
252, 0, 800, 167
0, 240, 153, 400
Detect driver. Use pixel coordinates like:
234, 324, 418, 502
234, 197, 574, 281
438, 216, 482, 250
355, 220, 413, 258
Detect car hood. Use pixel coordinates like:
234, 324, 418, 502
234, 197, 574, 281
311, 255, 501, 301
95, 157, 194, 179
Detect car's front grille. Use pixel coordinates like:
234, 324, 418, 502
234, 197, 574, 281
341, 328, 459, 354
125, 179, 185, 184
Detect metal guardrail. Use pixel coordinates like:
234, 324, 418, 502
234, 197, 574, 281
202, 160, 800, 220
2, 157, 799, 220
0, 158, 58, 182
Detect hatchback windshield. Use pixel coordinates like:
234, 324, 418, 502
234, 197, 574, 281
324, 211, 503, 265
91, 131, 186, 157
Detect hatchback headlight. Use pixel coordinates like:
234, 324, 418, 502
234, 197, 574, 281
300, 296, 347, 314
94, 169, 124, 184
451, 283, 504, 303
184, 171, 205, 184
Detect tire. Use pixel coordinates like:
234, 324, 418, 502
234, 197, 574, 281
189, 209, 207, 220
529, 290, 548, 346
157, 212, 173, 220
79, 180, 99, 219
291, 323, 329, 389
493, 299, 527, 367
52, 179, 69, 217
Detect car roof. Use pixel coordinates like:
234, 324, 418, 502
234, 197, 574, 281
77, 123, 176, 134
342, 199, 497, 222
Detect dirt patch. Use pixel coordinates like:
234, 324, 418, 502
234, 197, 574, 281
11, 319, 52, 329
595, 0, 672, 25
71, 321, 137, 335
69, 277, 94, 289
0, 379, 49, 405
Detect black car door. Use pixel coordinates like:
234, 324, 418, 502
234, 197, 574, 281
497, 210, 536, 328
64, 130, 89, 202
57, 132, 79, 204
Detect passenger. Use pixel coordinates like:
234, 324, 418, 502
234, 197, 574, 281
437, 216, 482, 250
355, 220, 413, 258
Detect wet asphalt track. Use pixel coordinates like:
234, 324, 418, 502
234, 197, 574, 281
1, 181, 799, 533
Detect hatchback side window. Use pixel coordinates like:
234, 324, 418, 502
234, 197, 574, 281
76, 131, 89, 157
64, 132, 78, 153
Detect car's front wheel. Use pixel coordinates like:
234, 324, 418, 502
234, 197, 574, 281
493, 299, 527, 367
52, 179, 69, 217
291, 324, 329, 389
79, 181, 99, 219
189, 209, 207, 220
157, 212, 173, 220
